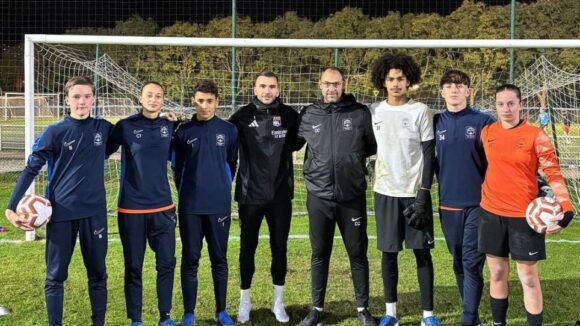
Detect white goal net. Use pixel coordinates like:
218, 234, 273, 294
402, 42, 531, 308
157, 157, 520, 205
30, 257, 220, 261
20, 36, 580, 216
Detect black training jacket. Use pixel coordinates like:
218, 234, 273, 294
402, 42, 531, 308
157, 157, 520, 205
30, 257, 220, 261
297, 93, 376, 202
229, 97, 300, 204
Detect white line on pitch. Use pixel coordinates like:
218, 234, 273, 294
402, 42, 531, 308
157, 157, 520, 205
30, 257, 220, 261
2, 235, 580, 244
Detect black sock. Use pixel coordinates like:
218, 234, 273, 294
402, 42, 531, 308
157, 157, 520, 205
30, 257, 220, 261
160, 311, 170, 322
526, 310, 543, 326
490, 296, 508, 326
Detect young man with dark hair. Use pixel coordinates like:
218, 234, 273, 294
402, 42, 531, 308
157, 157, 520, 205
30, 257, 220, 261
5, 76, 112, 326
369, 53, 439, 326
229, 71, 300, 324
107, 81, 177, 326
172, 79, 239, 326
434, 69, 495, 326
297, 67, 377, 326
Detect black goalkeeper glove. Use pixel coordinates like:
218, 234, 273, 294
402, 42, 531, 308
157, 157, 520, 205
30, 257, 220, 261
403, 188, 431, 230
558, 211, 574, 228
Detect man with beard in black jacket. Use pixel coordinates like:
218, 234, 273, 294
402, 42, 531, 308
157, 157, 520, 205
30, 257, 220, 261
229, 71, 300, 324
297, 67, 377, 326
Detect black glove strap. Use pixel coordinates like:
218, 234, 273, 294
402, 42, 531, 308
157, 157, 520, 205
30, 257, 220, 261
558, 211, 574, 228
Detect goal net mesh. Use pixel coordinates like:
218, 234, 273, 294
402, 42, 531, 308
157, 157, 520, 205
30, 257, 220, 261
27, 42, 580, 215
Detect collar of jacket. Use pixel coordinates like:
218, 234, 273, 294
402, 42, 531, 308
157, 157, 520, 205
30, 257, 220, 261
191, 114, 217, 124
138, 110, 162, 122
314, 93, 357, 112
65, 114, 92, 125
445, 105, 472, 117
251, 96, 281, 111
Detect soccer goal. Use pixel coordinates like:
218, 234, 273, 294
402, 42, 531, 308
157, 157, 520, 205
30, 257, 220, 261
22, 35, 580, 225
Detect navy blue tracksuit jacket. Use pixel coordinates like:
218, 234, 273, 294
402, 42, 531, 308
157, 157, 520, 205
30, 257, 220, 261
172, 115, 238, 215
8, 116, 112, 220
107, 112, 174, 212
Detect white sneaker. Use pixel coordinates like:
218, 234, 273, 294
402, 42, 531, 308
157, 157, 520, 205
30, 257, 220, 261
271, 300, 290, 323
237, 298, 252, 324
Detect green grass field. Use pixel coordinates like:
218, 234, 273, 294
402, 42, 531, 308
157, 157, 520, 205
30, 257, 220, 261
1, 175, 580, 325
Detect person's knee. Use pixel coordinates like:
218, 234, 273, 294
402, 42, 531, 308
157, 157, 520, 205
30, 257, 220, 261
517, 264, 540, 289
413, 249, 432, 268
157, 256, 176, 273
488, 263, 509, 283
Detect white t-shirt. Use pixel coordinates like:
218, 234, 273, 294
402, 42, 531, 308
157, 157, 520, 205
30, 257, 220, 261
369, 99, 434, 197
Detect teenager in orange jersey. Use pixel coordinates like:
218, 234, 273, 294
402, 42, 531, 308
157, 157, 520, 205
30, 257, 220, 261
479, 84, 575, 326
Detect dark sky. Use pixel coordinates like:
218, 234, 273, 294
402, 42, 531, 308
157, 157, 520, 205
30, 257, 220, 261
1, 0, 533, 46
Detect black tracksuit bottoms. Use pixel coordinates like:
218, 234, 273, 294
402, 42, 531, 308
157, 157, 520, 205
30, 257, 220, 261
306, 193, 370, 309
238, 199, 292, 289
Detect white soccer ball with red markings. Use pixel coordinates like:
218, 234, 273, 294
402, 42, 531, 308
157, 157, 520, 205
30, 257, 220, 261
525, 197, 561, 234
16, 194, 52, 228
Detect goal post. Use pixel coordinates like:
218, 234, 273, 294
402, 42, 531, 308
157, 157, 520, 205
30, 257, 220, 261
21, 34, 580, 240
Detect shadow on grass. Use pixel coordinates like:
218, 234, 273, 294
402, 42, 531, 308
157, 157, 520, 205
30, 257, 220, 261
266, 278, 580, 326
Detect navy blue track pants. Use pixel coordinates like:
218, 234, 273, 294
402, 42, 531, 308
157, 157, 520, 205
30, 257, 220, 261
179, 213, 231, 313
118, 209, 176, 322
45, 213, 108, 326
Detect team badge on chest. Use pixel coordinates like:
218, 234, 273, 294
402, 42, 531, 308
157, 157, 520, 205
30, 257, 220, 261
216, 133, 226, 146
160, 126, 169, 138
343, 118, 353, 131
94, 132, 103, 146
465, 126, 476, 139
272, 116, 281, 127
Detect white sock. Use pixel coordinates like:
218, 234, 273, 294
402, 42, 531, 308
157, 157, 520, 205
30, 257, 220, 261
273, 285, 284, 303
314, 307, 323, 312
240, 289, 251, 303
423, 310, 433, 318
357, 307, 366, 312
386, 302, 396, 317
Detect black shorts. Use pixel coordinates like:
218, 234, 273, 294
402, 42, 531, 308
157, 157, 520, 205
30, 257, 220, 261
478, 208, 546, 261
374, 192, 435, 252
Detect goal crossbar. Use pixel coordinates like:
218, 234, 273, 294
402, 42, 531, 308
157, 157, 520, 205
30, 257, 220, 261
25, 35, 580, 48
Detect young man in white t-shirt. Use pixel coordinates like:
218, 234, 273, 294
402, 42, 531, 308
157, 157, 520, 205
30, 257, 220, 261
369, 53, 439, 326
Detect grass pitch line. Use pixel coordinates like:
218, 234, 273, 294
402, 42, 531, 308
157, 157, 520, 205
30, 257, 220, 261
2, 235, 580, 244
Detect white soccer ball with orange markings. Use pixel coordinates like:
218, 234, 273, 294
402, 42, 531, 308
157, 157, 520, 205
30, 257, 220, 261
16, 194, 52, 228
525, 197, 561, 234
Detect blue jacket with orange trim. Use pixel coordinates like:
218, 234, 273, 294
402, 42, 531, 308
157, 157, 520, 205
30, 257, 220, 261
171, 115, 238, 215
107, 112, 174, 213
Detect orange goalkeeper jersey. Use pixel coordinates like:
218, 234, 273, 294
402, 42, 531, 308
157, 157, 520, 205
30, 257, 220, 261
480, 120, 573, 218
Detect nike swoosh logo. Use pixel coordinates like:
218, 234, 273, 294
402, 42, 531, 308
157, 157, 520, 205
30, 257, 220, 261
133, 130, 143, 134
63, 140, 75, 147
428, 240, 435, 244
373, 121, 382, 125
218, 216, 229, 223
436, 130, 446, 134
529, 251, 538, 256
93, 228, 105, 235
186, 138, 198, 144
312, 124, 322, 129
351, 217, 362, 222
487, 138, 496, 143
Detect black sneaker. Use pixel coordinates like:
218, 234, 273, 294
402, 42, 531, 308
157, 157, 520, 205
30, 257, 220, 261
358, 309, 377, 326
300, 309, 323, 326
